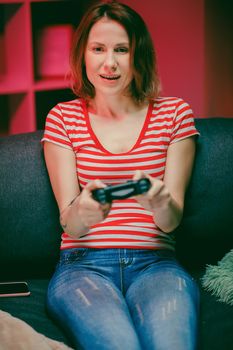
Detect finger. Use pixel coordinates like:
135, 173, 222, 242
147, 181, 163, 200
133, 170, 145, 181
79, 191, 100, 210
101, 203, 111, 217
133, 170, 154, 182
85, 179, 106, 191
81, 180, 106, 203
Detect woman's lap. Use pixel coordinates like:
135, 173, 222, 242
47, 249, 199, 350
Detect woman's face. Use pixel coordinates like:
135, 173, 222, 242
84, 17, 133, 98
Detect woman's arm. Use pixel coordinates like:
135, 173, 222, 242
43, 142, 109, 238
134, 136, 196, 233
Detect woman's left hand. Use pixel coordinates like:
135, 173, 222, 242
133, 170, 171, 212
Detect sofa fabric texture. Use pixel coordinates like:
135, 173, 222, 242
0, 118, 233, 349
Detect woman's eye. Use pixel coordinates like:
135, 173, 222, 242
115, 47, 129, 53
92, 47, 104, 53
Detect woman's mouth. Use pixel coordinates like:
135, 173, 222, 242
99, 74, 120, 80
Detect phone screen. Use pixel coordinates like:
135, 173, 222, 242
0, 282, 30, 297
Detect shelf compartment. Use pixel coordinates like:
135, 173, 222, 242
0, 3, 33, 93
33, 77, 69, 92
35, 88, 75, 130
31, 1, 79, 83
1, 93, 35, 135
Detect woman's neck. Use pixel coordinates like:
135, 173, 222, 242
87, 94, 144, 120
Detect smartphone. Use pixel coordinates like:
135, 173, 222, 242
0, 281, 30, 297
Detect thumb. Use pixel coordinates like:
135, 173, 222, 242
84, 179, 106, 193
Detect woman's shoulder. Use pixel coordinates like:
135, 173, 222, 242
150, 96, 193, 115
56, 97, 86, 110
151, 96, 188, 106
48, 98, 87, 119
46, 98, 87, 128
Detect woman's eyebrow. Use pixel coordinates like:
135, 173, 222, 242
115, 42, 129, 46
88, 41, 129, 46
88, 41, 105, 45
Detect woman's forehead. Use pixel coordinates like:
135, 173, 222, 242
87, 18, 129, 44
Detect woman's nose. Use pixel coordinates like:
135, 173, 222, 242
104, 51, 117, 71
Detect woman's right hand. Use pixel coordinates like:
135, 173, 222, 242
77, 180, 111, 228
60, 179, 111, 238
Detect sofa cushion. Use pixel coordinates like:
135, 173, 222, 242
0, 279, 71, 347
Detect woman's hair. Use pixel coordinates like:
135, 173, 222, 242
69, 1, 160, 103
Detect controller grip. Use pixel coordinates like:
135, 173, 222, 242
92, 178, 151, 204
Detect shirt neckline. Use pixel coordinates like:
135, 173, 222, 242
83, 99, 153, 156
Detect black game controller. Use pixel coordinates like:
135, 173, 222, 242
92, 178, 151, 204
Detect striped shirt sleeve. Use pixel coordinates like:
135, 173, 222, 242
170, 98, 200, 144
41, 104, 73, 150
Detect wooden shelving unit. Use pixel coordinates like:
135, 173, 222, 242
0, 0, 232, 135
0, 0, 94, 135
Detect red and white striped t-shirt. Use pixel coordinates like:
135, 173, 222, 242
42, 97, 199, 251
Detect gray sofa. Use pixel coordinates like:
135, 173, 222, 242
0, 118, 233, 349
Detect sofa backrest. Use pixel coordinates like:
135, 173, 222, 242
0, 131, 61, 279
175, 118, 233, 268
0, 118, 233, 278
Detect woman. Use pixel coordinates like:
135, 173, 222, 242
42, 1, 200, 349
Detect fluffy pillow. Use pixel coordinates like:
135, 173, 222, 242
0, 310, 73, 350
202, 249, 233, 305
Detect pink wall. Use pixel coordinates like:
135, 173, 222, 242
121, 0, 205, 117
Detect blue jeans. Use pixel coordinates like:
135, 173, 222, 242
47, 248, 200, 350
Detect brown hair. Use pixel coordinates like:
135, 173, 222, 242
69, 1, 160, 103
